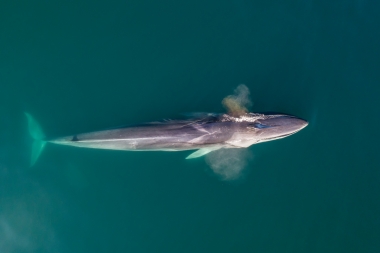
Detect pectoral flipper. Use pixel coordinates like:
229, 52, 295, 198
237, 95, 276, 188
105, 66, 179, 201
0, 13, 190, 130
185, 147, 220, 159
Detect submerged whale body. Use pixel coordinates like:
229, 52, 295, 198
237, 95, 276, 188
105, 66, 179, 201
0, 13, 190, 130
25, 112, 308, 166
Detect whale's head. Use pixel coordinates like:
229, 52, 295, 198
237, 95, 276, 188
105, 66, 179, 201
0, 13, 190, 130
247, 113, 308, 143
221, 113, 308, 148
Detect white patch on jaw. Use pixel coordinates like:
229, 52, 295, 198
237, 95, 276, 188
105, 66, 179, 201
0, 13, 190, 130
225, 132, 258, 148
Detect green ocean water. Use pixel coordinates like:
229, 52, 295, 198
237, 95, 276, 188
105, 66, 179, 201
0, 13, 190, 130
1, 0, 380, 252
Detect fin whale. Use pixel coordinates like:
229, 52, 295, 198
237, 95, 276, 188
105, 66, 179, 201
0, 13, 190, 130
25, 112, 308, 166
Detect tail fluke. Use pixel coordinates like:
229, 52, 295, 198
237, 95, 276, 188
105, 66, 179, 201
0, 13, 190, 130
25, 113, 47, 166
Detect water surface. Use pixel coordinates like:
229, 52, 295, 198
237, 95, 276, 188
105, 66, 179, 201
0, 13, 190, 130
1, 1, 379, 252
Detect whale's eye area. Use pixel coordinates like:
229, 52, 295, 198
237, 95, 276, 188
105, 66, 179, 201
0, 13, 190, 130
251, 123, 271, 129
